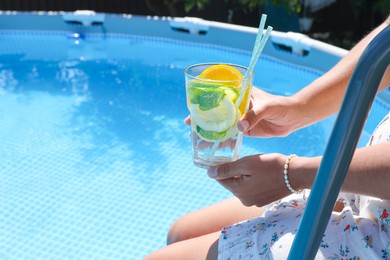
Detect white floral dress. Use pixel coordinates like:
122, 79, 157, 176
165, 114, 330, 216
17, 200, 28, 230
218, 112, 390, 260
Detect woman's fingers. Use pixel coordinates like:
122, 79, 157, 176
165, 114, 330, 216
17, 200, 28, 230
238, 107, 263, 133
238, 87, 274, 136
184, 115, 191, 125
207, 159, 248, 180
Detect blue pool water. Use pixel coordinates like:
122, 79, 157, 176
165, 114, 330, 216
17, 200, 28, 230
0, 30, 388, 259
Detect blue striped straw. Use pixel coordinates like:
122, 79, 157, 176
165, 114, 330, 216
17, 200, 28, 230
251, 14, 267, 60
236, 16, 273, 109
245, 26, 272, 79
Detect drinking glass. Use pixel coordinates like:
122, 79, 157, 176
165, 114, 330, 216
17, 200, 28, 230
184, 63, 253, 169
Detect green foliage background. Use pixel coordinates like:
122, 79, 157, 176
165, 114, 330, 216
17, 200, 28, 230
145, 0, 389, 49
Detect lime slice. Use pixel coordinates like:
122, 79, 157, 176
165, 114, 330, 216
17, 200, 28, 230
191, 97, 236, 133
191, 96, 240, 142
220, 85, 239, 102
194, 110, 240, 142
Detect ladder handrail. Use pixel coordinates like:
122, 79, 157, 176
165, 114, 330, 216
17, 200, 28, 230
288, 25, 390, 259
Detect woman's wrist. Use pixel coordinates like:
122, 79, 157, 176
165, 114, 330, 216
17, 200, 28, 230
286, 155, 319, 191
285, 95, 314, 132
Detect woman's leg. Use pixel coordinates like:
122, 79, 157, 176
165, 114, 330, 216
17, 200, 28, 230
144, 197, 265, 259
167, 196, 265, 244
145, 198, 349, 259
144, 231, 220, 260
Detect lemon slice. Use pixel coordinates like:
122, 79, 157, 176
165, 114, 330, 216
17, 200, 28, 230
191, 97, 236, 133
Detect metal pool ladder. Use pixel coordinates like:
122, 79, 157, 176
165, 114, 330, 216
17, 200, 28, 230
288, 25, 390, 259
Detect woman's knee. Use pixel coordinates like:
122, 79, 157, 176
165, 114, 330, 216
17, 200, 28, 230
167, 215, 193, 245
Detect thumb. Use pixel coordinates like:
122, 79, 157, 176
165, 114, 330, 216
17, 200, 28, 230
237, 105, 266, 133
207, 163, 237, 180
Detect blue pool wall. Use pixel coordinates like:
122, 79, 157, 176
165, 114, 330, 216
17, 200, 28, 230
0, 11, 346, 72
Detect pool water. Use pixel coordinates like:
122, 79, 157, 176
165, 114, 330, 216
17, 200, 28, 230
0, 30, 388, 259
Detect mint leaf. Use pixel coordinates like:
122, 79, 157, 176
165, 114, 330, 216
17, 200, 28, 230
198, 88, 225, 110
188, 85, 202, 104
196, 125, 227, 141
188, 81, 226, 110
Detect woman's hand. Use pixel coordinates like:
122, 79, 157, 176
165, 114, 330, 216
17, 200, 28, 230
237, 87, 309, 137
185, 87, 311, 138
207, 153, 294, 207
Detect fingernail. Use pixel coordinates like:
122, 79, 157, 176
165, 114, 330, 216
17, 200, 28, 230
238, 120, 249, 132
207, 167, 218, 178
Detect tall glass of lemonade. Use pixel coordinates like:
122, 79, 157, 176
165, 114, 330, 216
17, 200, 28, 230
184, 63, 253, 169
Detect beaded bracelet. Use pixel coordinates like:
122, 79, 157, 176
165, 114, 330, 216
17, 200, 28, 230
283, 154, 302, 194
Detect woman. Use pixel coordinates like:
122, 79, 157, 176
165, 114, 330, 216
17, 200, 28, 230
145, 16, 390, 259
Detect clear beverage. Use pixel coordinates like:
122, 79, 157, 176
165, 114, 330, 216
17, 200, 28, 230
184, 63, 253, 169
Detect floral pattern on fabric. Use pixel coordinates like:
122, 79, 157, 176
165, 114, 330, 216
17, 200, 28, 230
218, 112, 390, 260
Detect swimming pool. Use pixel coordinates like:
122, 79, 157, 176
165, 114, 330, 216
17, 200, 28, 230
0, 12, 389, 259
